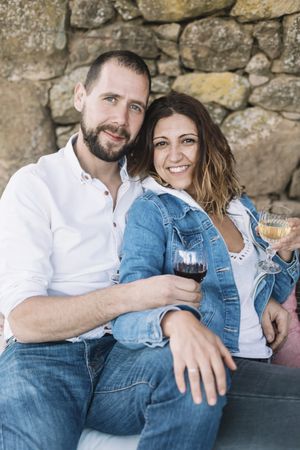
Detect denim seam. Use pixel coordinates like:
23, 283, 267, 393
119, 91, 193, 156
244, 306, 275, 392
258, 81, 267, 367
94, 380, 155, 394
228, 393, 300, 401
0, 425, 3, 450
83, 340, 94, 391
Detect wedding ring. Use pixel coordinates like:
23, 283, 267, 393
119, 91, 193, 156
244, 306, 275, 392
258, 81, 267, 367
188, 368, 197, 373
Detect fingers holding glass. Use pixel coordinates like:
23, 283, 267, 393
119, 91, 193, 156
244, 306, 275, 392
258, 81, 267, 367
257, 205, 291, 274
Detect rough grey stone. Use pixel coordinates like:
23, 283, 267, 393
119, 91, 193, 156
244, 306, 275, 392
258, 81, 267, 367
137, 0, 235, 22
0, 0, 67, 80
173, 72, 250, 110
249, 74, 270, 87
152, 23, 181, 42
204, 103, 228, 125
231, 0, 300, 22
273, 200, 300, 216
282, 112, 300, 120
0, 79, 56, 194
67, 25, 159, 72
114, 0, 142, 21
50, 67, 89, 124
157, 58, 181, 77
151, 76, 172, 93
70, 0, 115, 28
272, 13, 300, 74
156, 39, 178, 59
180, 18, 253, 71
289, 168, 300, 198
56, 124, 79, 149
222, 107, 300, 196
245, 53, 271, 75
249, 76, 300, 113
253, 21, 282, 59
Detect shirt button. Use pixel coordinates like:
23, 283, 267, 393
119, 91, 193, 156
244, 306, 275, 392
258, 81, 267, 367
104, 190, 109, 196
113, 222, 117, 228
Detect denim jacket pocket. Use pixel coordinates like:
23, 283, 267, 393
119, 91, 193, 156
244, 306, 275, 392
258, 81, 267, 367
200, 310, 215, 327
172, 226, 203, 250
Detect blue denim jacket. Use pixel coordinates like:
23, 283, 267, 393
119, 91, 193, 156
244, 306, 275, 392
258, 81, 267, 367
112, 189, 299, 352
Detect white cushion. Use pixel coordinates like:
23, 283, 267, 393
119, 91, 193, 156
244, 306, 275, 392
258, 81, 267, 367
77, 429, 139, 450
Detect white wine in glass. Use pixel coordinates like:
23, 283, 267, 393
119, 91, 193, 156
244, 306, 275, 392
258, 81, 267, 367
257, 206, 291, 274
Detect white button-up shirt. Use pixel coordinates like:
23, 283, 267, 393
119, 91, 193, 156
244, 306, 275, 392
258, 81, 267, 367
0, 135, 142, 340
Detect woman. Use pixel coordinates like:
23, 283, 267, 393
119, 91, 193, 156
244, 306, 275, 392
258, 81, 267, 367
112, 91, 300, 449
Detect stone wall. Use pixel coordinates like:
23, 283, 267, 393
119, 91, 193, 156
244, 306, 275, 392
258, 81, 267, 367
1, 0, 300, 212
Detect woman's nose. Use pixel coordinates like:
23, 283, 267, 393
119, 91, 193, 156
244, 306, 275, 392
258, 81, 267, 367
168, 143, 182, 161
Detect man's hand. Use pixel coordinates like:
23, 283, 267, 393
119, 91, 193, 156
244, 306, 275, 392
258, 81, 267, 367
132, 275, 201, 311
261, 297, 290, 351
161, 310, 236, 406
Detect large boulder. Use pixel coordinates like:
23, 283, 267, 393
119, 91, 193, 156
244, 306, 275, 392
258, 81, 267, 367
249, 75, 300, 113
221, 107, 300, 196
50, 67, 89, 124
69, 0, 115, 28
0, 79, 56, 194
231, 0, 300, 21
136, 0, 235, 22
0, 0, 67, 80
272, 13, 300, 74
67, 24, 159, 72
290, 168, 300, 199
180, 18, 253, 71
114, 0, 142, 21
253, 21, 282, 59
172, 72, 250, 110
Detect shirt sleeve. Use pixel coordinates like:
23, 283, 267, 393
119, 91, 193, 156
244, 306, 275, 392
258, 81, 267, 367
0, 168, 53, 318
112, 195, 200, 348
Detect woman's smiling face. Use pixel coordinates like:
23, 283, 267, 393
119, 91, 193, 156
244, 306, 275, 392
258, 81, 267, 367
153, 113, 199, 193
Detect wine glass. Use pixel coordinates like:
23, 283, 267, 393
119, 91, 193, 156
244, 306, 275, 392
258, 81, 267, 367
257, 205, 291, 274
173, 247, 207, 283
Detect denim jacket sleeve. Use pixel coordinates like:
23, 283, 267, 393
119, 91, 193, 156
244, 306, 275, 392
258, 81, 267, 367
241, 194, 300, 303
112, 194, 199, 349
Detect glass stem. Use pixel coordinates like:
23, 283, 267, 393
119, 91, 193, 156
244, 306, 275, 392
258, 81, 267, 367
266, 245, 276, 263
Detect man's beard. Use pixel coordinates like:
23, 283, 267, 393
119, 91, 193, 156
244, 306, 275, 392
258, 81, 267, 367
80, 118, 134, 163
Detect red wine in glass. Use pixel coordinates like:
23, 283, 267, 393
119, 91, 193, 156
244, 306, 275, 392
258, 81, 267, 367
173, 249, 207, 283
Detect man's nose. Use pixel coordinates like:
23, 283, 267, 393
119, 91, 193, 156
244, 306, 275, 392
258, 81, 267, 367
112, 104, 129, 127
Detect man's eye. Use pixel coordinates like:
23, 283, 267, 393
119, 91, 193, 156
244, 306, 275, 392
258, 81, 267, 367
130, 104, 143, 113
105, 97, 117, 103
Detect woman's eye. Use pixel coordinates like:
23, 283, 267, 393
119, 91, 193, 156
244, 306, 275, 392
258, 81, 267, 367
183, 138, 196, 144
154, 141, 167, 148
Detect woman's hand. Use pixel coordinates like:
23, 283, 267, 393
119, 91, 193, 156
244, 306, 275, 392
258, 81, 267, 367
161, 310, 236, 406
272, 217, 300, 253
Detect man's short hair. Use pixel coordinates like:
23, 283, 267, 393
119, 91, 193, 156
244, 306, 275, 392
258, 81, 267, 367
84, 50, 151, 93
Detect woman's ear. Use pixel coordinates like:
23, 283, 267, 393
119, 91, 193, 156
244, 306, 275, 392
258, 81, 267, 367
74, 82, 86, 112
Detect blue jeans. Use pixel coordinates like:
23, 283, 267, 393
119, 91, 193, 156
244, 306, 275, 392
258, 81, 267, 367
0, 336, 225, 450
214, 357, 300, 449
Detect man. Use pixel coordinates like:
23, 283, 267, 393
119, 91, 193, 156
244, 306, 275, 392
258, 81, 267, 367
0, 50, 293, 449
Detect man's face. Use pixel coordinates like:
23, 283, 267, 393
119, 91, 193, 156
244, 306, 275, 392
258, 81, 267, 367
77, 60, 149, 162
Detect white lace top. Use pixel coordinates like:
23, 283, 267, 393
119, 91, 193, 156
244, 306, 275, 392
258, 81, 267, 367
227, 200, 272, 359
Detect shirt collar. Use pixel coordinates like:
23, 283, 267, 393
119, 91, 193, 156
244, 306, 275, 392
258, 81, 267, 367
63, 133, 130, 183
